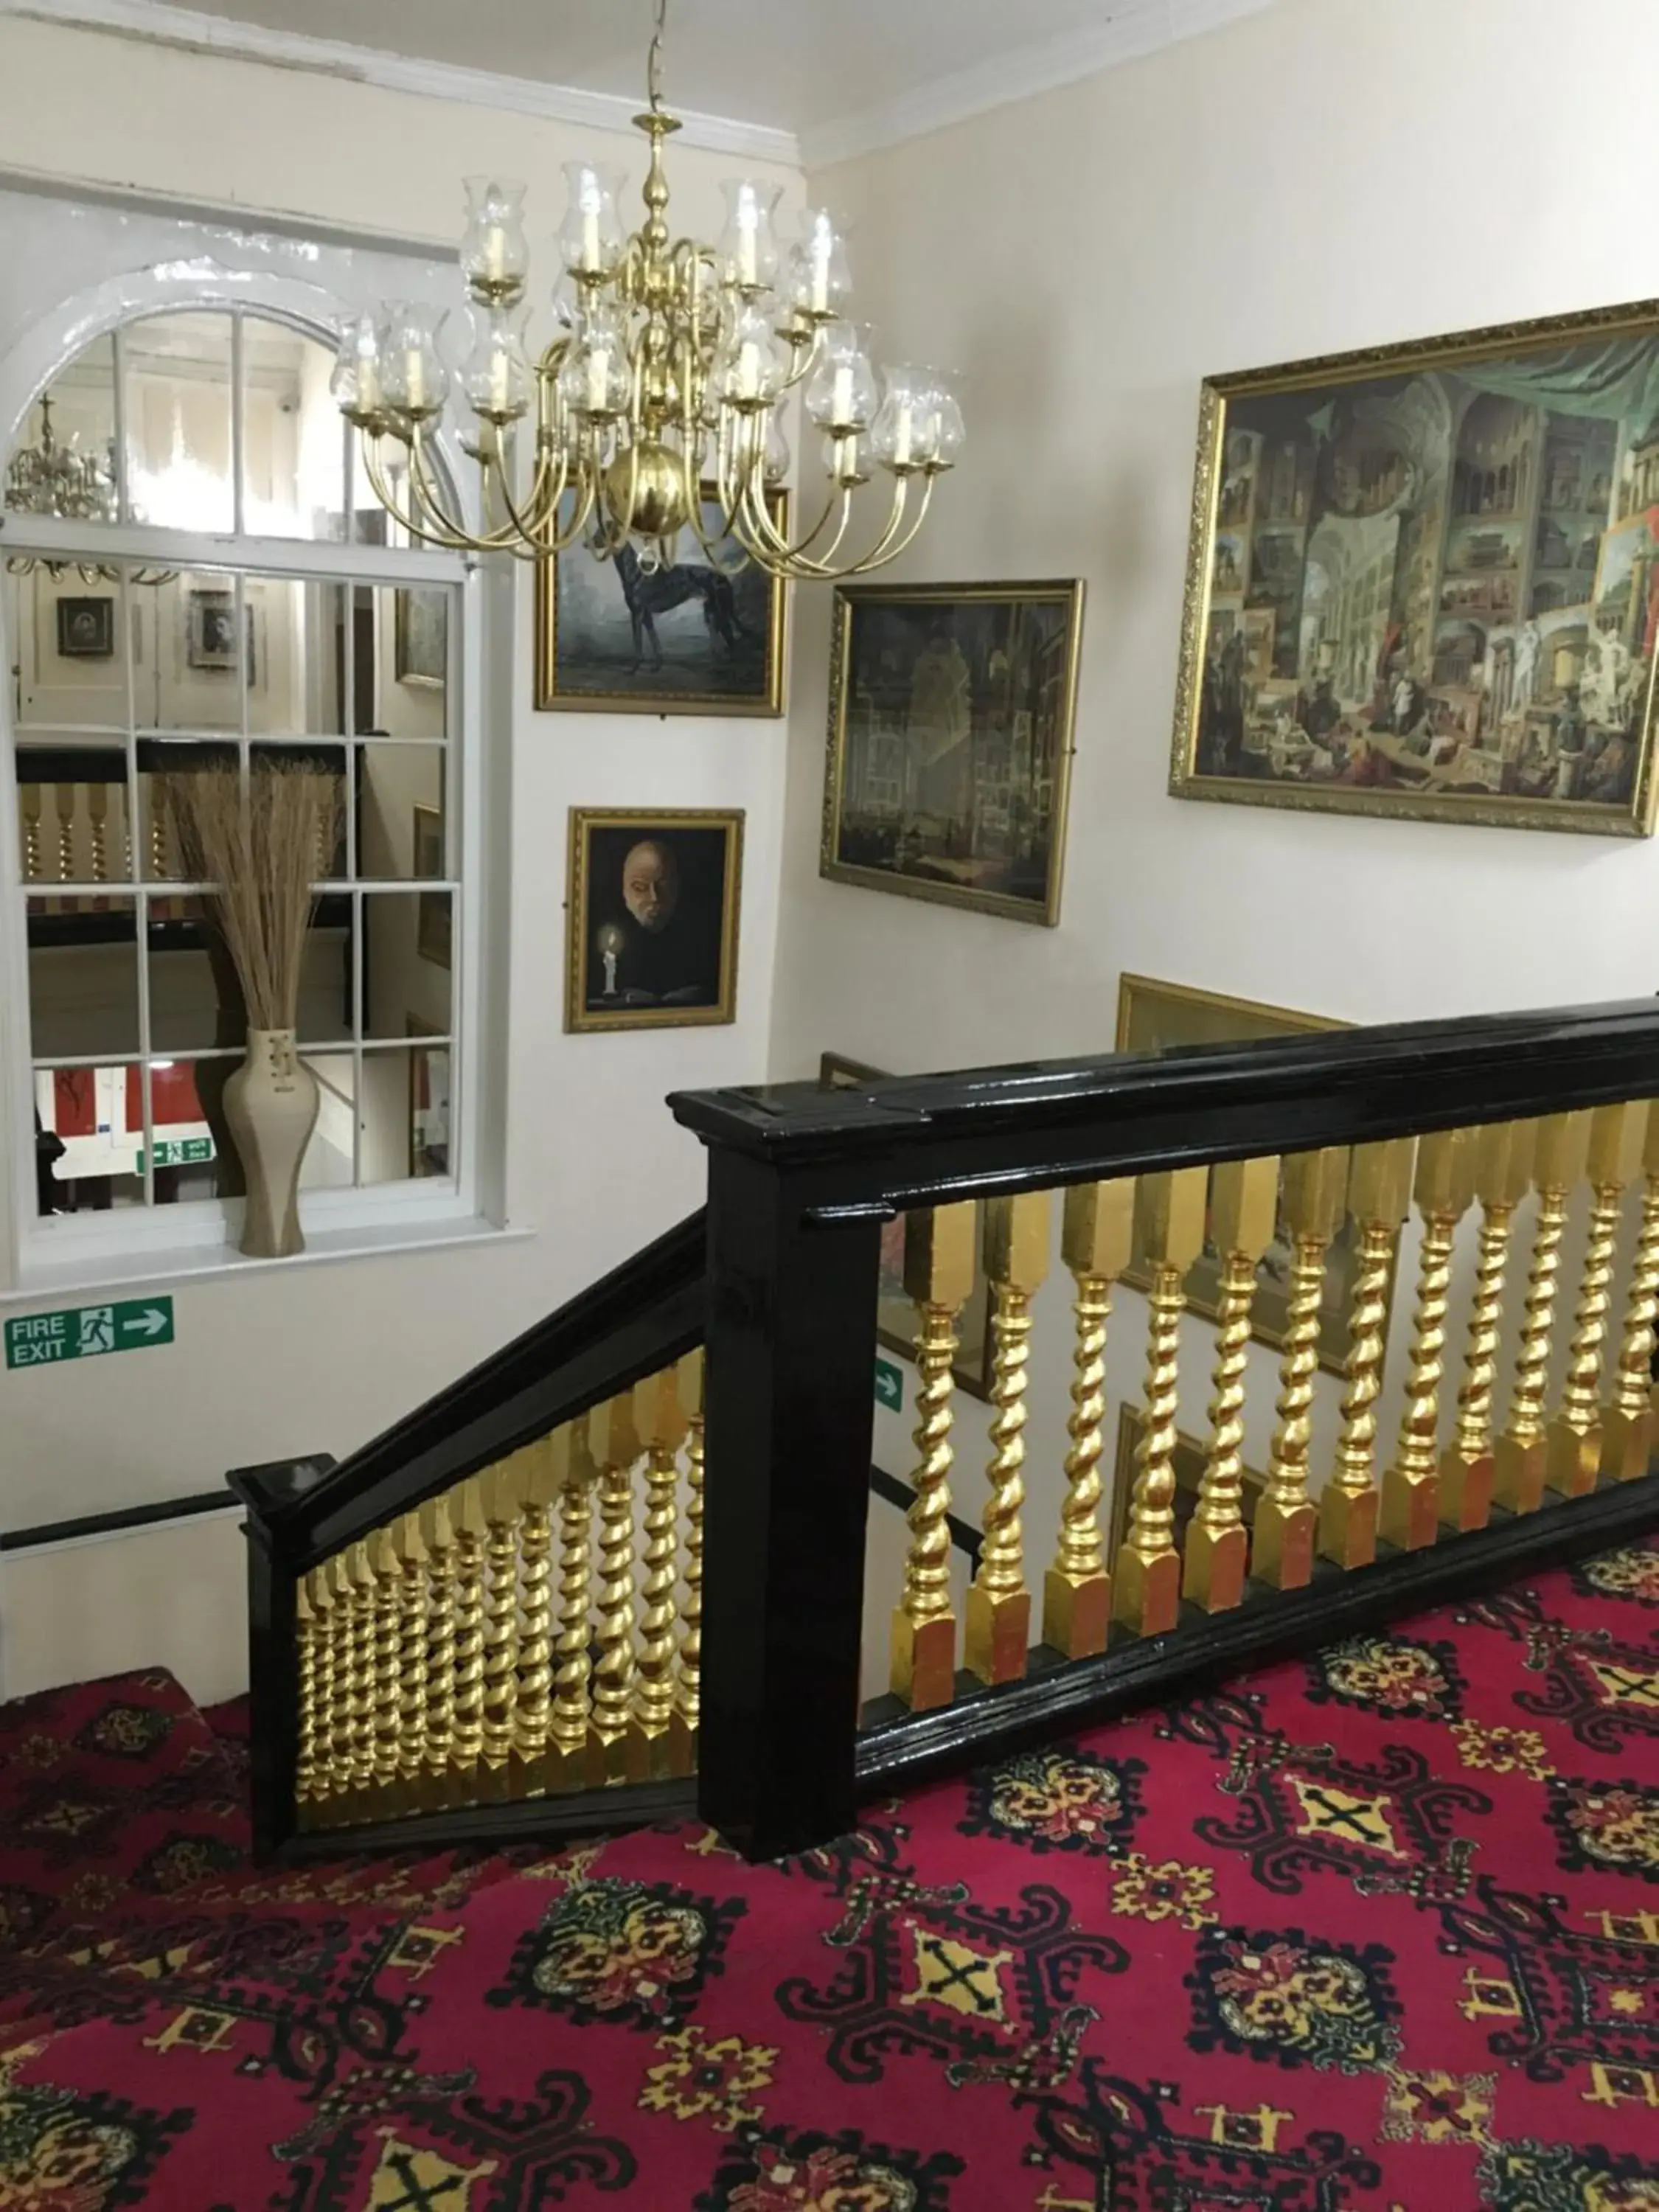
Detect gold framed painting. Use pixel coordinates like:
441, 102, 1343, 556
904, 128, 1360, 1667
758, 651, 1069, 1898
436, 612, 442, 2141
535, 487, 788, 717
412, 802, 451, 970
821, 579, 1085, 925
1106, 1405, 1265, 1576
394, 585, 447, 689
1169, 298, 1659, 837
819, 1051, 993, 1399
1116, 973, 1380, 1378
566, 808, 743, 1034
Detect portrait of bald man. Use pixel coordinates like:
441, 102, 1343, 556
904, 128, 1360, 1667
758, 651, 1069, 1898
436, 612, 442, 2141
571, 812, 743, 1029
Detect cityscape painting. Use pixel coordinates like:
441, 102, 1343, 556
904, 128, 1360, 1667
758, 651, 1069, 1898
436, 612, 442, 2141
821, 580, 1085, 924
1170, 302, 1659, 835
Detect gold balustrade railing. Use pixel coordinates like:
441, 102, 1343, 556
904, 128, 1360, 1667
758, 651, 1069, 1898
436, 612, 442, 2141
886, 1102, 1659, 1711
293, 1350, 706, 1832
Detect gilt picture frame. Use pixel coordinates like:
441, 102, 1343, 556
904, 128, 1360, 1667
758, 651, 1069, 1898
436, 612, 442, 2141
820, 1051, 993, 1401
395, 585, 448, 690
566, 807, 743, 1034
822, 579, 1085, 925
1169, 299, 1659, 837
1116, 973, 1385, 1378
535, 487, 788, 717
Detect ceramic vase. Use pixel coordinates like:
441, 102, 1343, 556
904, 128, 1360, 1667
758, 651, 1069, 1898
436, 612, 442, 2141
223, 1028, 318, 1258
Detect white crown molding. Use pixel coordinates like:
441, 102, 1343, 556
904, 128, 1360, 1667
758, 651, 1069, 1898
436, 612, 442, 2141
0, 0, 802, 167
800, 0, 1280, 171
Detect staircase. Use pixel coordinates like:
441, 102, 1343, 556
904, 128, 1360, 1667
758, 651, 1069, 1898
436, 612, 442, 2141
2, 1531, 1657, 2208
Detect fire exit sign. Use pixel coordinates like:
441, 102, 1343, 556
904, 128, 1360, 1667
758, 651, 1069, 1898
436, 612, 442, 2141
4, 1297, 175, 1371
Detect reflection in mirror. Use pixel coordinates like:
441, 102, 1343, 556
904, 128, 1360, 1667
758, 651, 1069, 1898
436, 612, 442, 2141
124, 312, 234, 535
28, 891, 139, 1060
362, 890, 451, 1044
138, 739, 237, 883
246, 577, 349, 737
243, 321, 347, 541
32, 1065, 144, 1217
304, 1052, 357, 1189
132, 571, 243, 734
5, 332, 118, 536
15, 744, 131, 892
6, 567, 128, 730
357, 744, 444, 880
249, 742, 347, 880
362, 1041, 451, 1184
140, 1057, 232, 1206
147, 897, 352, 1052
365, 582, 448, 737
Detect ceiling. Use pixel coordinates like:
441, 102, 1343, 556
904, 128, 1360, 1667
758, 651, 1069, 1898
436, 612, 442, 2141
53, 0, 1278, 164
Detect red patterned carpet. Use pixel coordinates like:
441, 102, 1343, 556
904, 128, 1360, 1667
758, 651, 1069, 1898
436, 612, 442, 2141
0, 1543, 1657, 2210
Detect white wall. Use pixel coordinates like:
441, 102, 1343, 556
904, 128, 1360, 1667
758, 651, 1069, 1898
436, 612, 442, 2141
0, 18, 800, 1546
771, 0, 1659, 1582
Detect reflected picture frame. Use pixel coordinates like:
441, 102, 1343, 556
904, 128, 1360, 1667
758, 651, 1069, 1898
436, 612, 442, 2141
395, 585, 448, 689
412, 802, 451, 970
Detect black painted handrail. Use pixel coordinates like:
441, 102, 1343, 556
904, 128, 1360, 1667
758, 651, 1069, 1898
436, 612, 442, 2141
234, 1208, 707, 1568
670, 998, 1659, 1208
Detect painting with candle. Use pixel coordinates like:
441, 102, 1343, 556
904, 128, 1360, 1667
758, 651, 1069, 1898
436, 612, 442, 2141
535, 487, 788, 716
821, 580, 1085, 925
566, 807, 743, 1033
1170, 297, 1659, 835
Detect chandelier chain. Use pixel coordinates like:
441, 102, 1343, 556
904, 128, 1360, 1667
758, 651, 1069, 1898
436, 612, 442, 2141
648, 0, 667, 113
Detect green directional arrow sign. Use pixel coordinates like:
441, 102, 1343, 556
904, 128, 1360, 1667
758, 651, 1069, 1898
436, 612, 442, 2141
874, 1355, 904, 1413
4, 1295, 175, 1371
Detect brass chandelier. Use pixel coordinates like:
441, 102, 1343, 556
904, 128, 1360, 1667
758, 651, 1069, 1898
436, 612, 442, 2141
331, 0, 962, 578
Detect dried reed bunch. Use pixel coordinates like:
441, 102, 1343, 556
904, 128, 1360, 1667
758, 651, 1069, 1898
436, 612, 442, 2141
162, 760, 341, 1033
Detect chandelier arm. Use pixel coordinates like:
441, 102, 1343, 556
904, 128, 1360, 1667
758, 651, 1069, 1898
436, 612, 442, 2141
735, 471, 855, 580
475, 433, 578, 554
844, 473, 937, 577
363, 434, 481, 552
728, 454, 845, 566
776, 323, 821, 398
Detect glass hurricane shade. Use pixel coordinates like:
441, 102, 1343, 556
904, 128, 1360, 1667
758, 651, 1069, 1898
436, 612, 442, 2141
805, 323, 879, 434
558, 161, 627, 279
711, 302, 790, 408
714, 178, 782, 295
459, 305, 532, 422
377, 305, 451, 420
787, 208, 855, 322
872, 367, 967, 472
459, 177, 530, 298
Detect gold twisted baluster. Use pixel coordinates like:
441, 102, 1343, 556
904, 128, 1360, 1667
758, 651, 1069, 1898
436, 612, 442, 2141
1116, 1167, 1207, 1635
86, 782, 109, 885
671, 1351, 705, 1775
294, 1577, 319, 1813
344, 1540, 377, 1820
1380, 1130, 1475, 1551
589, 1392, 642, 1786
1321, 1138, 1415, 1569
513, 1434, 558, 1794
20, 787, 42, 883
477, 1453, 528, 1801
420, 1496, 459, 1794
148, 785, 169, 880
890, 1203, 977, 1706
966, 1193, 1050, 1685
1548, 1102, 1647, 1496
1608, 1107, 1659, 1480
392, 1512, 429, 1814
448, 1478, 488, 1806
370, 1528, 402, 1814
1255, 1146, 1350, 1588
550, 1419, 599, 1791
315, 1557, 353, 1816
54, 783, 76, 883
1044, 1182, 1135, 1653
1495, 1113, 1590, 1512
1440, 1124, 1534, 1532
1186, 1158, 1278, 1611
633, 1366, 691, 1780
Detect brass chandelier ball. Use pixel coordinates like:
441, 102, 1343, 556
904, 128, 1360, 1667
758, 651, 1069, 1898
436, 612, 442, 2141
605, 440, 694, 542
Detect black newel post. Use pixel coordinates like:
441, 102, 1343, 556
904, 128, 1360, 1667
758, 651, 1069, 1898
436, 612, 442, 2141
228, 1455, 331, 1863
697, 1147, 883, 1860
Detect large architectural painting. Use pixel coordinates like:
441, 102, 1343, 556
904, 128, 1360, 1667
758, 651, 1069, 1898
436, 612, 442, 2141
821, 580, 1085, 924
1170, 302, 1659, 835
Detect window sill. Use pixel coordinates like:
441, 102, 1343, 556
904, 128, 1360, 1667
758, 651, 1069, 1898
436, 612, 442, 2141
2, 1214, 531, 1306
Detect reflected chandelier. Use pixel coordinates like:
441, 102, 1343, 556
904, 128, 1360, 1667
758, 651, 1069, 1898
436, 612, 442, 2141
331, 0, 962, 578
5, 394, 175, 585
